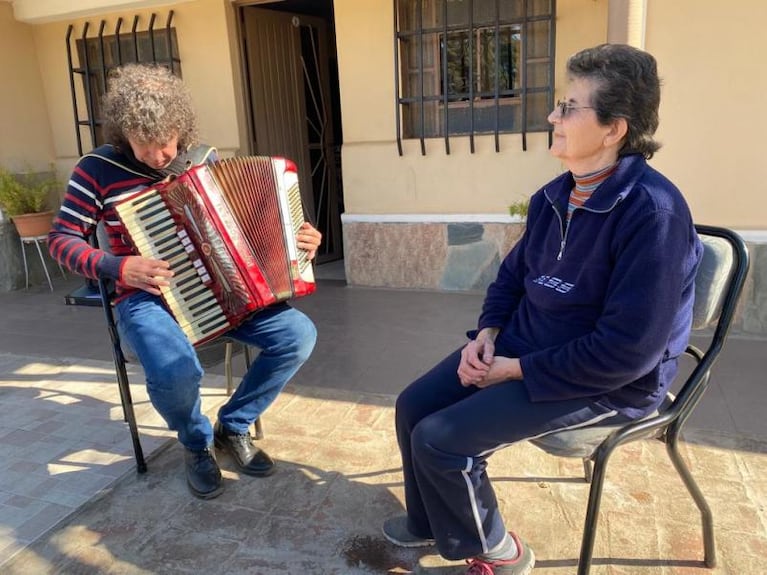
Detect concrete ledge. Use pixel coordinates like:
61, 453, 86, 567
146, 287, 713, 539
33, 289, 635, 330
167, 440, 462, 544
341, 218, 525, 291
341, 217, 766, 336
739, 241, 766, 336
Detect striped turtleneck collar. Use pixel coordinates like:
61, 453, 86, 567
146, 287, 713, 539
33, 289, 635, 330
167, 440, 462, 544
573, 162, 619, 192
567, 162, 619, 221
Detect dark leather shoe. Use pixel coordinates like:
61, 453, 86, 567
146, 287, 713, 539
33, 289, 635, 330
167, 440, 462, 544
214, 421, 275, 476
184, 446, 223, 499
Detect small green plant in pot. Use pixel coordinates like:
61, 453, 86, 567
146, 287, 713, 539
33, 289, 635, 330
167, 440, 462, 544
0, 167, 59, 238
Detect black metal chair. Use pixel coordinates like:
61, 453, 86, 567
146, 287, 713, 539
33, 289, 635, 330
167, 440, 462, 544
99, 278, 264, 473
530, 224, 750, 575
95, 218, 263, 472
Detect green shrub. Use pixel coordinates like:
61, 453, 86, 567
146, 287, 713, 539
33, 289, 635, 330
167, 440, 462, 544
508, 198, 529, 218
0, 167, 58, 217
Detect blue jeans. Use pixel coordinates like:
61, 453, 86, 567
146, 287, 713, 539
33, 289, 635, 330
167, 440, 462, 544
116, 291, 316, 451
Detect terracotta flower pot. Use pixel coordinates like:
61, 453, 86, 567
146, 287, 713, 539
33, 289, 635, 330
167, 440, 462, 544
11, 210, 54, 238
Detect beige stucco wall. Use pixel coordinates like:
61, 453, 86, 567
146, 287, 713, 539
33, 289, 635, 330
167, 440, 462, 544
11, 0, 180, 23
0, 3, 55, 172
334, 0, 609, 216
5, 0, 765, 231
646, 0, 765, 229
27, 0, 245, 181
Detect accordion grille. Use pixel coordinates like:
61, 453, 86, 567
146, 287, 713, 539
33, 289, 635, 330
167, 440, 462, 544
209, 157, 293, 299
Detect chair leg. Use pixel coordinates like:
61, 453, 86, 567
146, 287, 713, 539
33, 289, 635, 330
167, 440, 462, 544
224, 341, 234, 396
32, 238, 55, 291
666, 429, 717, 568
242, 346, 265, 439
577, 450, 612, 575
253, 417, 264, 440
112, 347, 147, 473
99, 279, 147, 474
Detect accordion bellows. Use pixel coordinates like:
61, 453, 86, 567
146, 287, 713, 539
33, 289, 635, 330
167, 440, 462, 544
115, 156, 316, 345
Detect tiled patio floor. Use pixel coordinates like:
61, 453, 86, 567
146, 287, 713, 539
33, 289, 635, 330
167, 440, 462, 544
0, 273, 765, 574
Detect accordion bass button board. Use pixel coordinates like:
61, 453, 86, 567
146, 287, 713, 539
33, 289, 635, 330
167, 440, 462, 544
115, 156, 316, 346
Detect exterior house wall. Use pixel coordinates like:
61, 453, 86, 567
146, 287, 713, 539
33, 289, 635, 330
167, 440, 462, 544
0, 3, 55, 172
334, 0, 766, 336
646, 0, 766, 230
0, 3, 58, 290
1, 0, 247, 291
334, 0, 609, 294
643, 0, 767, 335
335, 0, 608, 216
29, 0, 245, 182
1, 0, 765, 334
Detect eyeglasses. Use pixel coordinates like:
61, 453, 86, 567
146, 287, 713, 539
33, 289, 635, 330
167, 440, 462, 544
554, 100, 594, 118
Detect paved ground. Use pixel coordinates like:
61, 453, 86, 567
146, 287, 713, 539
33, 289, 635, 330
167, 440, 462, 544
0, 269, 765, 574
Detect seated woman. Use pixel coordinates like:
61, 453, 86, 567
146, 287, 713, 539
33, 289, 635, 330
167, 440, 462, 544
382, 43, 703, 575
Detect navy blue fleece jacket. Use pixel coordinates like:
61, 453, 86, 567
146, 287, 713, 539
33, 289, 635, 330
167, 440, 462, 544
479, 154, 703, 418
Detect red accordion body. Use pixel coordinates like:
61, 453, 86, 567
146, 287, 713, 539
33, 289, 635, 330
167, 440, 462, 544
115, 156, 316, 345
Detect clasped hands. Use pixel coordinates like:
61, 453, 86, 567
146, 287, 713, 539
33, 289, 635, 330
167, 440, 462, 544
457, 327, 522, 388
120, 222, 323, 295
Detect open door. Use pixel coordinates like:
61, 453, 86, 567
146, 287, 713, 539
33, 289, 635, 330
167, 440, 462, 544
242, 4, 343, 264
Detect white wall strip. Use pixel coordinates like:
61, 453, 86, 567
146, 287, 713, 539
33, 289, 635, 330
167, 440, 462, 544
341, 213, 523, 224
736, 230, 767, 244
340, 214, 764, 243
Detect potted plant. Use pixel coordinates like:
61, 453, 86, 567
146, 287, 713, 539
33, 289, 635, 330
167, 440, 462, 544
0, 166, 59, 238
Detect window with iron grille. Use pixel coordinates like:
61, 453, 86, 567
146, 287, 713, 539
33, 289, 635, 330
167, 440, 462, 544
67, 14, 181, 154
394, 0, 555, 153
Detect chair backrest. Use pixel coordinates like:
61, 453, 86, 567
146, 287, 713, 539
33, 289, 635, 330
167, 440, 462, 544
668, 225, 750, 427
688, 225, 750, 351
691, 231, 736, 330
529, 225, 750, 457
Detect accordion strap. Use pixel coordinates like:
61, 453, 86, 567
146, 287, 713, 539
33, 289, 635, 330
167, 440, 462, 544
160, 144, 217, 177
83, 144, 217, 179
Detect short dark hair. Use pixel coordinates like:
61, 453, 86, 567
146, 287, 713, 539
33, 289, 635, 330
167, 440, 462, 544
567, 43, 661, 159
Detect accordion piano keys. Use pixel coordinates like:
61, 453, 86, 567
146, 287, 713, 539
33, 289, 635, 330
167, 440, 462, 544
118, 189, 231, 342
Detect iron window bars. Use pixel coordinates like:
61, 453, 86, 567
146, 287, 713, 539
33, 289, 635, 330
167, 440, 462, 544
394, 0, 556, 155
66, 11, 181, 156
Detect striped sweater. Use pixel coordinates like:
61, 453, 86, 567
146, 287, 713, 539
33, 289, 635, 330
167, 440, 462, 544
48, 144, 213, 299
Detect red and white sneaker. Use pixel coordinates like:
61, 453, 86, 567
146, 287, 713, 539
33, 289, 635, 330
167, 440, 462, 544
464, 532, 535, 575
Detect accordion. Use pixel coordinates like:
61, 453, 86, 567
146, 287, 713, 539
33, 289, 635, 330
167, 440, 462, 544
114, 156, 316, 345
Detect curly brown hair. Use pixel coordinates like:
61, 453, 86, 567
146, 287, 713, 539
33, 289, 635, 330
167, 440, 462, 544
101, 63, 198, 150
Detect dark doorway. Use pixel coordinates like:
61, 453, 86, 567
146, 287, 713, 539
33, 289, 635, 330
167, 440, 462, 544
239, 0, 343, 265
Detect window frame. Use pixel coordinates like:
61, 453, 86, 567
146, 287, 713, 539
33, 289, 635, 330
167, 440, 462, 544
67, 12, 182, 155
394, 0, 556, 154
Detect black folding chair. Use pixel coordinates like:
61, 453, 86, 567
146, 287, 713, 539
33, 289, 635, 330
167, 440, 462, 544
530, 224, 750, 574
94, 218, 263, 474
99, 279, 264, 473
